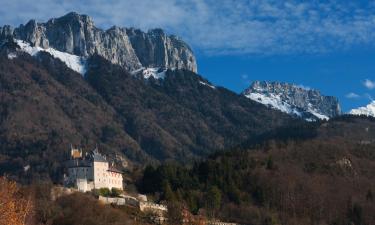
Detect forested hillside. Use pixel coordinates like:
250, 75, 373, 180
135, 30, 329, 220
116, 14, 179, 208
0, 49, 293, 181
138, 116, 375, 225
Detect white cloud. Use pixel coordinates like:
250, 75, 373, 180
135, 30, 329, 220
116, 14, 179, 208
1, 0, 375, 55
363, 79, 375, 90
345, 92, 361, 99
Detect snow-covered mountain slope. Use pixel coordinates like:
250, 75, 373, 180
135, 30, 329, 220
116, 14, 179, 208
13, 39, 86, 75
243, 81, 341, 121
131, 67, 167, 79
349, 101, 375, 117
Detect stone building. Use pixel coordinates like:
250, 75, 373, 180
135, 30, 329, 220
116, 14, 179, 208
65, 146, 123, 192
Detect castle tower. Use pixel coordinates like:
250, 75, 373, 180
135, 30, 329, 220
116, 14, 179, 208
70, 144, 83, 159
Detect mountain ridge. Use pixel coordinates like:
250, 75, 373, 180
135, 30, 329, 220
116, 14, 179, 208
0, 12, 197, 73
242, 81, 341, 121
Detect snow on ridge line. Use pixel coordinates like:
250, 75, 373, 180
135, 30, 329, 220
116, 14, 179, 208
199, 81, 216, 89
14, 39, 87, 75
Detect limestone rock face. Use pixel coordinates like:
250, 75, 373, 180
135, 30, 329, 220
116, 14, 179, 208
243, 81, 341, 120
126, 28, 196, 72
2, 12, 197, 72
0, 25, 14, 40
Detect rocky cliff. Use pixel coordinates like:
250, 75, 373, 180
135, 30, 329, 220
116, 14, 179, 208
0, 12, 197, 72
243, 81, 341, 120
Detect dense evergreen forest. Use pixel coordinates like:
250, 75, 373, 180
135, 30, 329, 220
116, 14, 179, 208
138, 116, 375, 225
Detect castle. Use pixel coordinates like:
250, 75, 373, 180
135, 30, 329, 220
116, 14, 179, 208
64, 146, 123, 192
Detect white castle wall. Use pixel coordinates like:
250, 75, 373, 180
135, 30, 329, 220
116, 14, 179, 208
76, 178, 94, 192
107, 171, 123, 190
93, 161, 109, 189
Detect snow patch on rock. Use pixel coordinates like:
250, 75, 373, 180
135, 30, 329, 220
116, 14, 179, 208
306, 107, 329, 120
245, 92, 329, 121
14, 39, 87, 75
242, 81, 340, 121
7, 52, 17, 59
131, 67, 167, 79
244, 92, 302, 116
142, 67, 166, 79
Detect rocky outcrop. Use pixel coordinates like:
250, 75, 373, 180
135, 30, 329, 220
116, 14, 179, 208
0, 25, 14, 40
1, 12, 197, 72
126, 28, 196, 72
243, 81, 341, 120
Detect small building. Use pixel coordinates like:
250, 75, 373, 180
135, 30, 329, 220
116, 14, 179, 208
65, 146, 123, 192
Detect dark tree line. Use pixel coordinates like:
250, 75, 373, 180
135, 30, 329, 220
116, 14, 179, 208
138, 117, 375, 224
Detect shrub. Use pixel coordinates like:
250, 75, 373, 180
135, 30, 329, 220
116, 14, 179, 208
111, 188, 122, 197
98, 188, 111, 197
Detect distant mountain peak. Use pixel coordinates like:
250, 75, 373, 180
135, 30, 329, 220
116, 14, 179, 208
61, 11, 87, 19
349, 101, 375, 117
48, 12, 94, 26
0, 12, 197, 73
243, 81, 341, 121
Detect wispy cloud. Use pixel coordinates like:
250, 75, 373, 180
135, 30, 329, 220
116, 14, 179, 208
363, 79, 375, 90
345, 92, 361, 99
1, 0, 375, 55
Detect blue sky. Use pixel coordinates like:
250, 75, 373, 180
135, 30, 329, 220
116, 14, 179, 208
1, 0, 375, 111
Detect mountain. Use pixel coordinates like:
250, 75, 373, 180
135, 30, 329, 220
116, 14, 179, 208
0, 12, 197, 73
0, 13, 297, 180
84, 56, 295, 160
242, 81, 341, 121
349, 101, 375, 117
